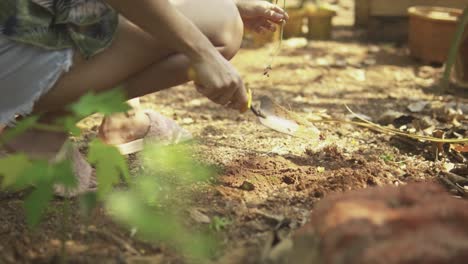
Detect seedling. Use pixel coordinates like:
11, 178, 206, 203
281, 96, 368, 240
380, 154, 395, 162
210, 216, 232, 232
263, 0, 286, 77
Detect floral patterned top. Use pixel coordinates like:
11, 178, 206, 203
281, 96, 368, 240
0, 0, 118, 58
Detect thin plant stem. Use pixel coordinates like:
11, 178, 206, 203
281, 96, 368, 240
60, 199, 70, 264
265, 0, 286, 75
441, 7, 468, 92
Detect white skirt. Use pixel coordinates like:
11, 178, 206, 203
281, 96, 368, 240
0, 35, 73, 125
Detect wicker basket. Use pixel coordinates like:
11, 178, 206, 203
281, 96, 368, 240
408, 6, 462, 64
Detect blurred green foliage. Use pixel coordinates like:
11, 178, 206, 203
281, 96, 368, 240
210, 216, 232, 232
0, 89, 217, 261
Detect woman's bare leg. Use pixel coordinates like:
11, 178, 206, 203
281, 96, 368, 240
5, 0, 243, 155
97, 54, 195, 145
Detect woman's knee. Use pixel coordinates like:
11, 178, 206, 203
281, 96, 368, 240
173, 0, 243, 60
215, 0, 244, 60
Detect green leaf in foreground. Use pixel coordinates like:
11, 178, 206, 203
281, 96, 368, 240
24, 182, 54, 227
19, 159, 72, 225
79, 192, 98, 217
52, 159, 77, 189
106, 190, 217, 260
14, 160, 52, 189
142, 144, 214, 183
88, 139, 129, 198
69, 88, 131, 118
105, 143, 218, 261
0, 154, 32, 189
56, 116, 82, 136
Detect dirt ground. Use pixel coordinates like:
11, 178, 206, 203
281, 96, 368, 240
1, 1, 467, 263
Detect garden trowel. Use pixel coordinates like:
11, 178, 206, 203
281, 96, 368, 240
247, 89, 321, 139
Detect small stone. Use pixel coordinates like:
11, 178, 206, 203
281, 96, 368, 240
407, 101, 428, 113
50, 239, 61, 247
282, 175, 295, 185
443, 162, 455, 172
348, 69, 366, 82
313, 190, 324, 198
200, 114, 211, 121
130, 227, 138, 237
181, 117, 194, 124
333, 59, 347, 68
271, 146, 289, 155
368, 45, 380, 53
417, 66, 436, 79
412, 116, 434, 130
316, 58, 330, 66
187, 99, 203, 107
363, 58, 376, 66
189, 208, 211, 224
377, 110, 405, 125
240, 181, 255, 191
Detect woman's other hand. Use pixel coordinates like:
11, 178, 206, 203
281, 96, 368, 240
236, 0, 289, 33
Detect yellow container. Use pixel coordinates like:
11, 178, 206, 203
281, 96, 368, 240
283, 8, 307, 38
306, 6, 336, 40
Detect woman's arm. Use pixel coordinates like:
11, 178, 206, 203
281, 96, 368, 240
105, 0, 247, 111
105, 0, 215, 61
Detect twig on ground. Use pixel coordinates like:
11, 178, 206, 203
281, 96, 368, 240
87, 227, 140, 256
344, 105, 468, 144
439, 173, 468, 197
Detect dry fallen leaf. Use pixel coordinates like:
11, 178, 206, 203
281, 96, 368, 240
452, 144, 468, 153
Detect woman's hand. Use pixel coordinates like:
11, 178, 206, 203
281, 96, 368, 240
236, 0, 289, 33
190, 51, 248, 112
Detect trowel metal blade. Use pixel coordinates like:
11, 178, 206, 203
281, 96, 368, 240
255, 96, 301, 136
253, 96, 321, 139
257, 113, 301, 136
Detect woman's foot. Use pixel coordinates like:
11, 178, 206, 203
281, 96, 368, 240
98, 108, 151, 145
98, 108, 192, 155
98, 97, 192, 154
